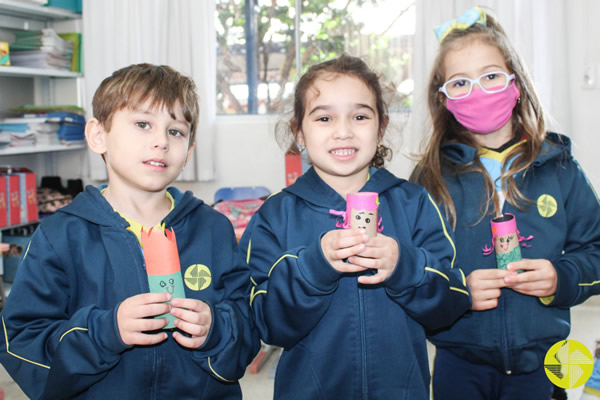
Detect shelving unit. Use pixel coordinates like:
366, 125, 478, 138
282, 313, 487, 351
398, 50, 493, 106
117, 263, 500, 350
0, 0, 84, 162
0, 64, 81, 77
0, 1, 84, 302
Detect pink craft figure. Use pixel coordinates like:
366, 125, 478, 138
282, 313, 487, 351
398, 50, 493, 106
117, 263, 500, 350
330, 192, 382, 238
483, 213, 532, 271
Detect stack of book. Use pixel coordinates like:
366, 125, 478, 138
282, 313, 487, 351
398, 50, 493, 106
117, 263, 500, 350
0, 111, 85, 148
9, 29, 73, 71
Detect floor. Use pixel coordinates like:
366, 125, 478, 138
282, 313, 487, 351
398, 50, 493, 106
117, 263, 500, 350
0, 296, 598, 399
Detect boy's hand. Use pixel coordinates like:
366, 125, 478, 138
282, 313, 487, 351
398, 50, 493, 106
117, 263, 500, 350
350, 233, 399, 285
466, 269, 510, 310
170, 298, 212, 349
504, 258, 558, 297
321, 228, 369, 274
117, 292, 170, 345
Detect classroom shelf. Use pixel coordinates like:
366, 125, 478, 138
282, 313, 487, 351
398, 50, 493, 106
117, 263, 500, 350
0, 142, 85, 155
0, 65, 81, 78
0, 0, 78, 21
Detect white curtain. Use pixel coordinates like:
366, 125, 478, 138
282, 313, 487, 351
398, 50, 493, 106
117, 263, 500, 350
406, 0, 570, 165
82, 0, 216, 181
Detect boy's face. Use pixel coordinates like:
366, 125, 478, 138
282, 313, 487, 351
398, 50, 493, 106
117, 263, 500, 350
89, 100, 194, 194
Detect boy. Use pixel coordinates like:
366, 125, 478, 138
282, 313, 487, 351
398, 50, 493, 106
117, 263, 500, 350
0, 64, 259, 399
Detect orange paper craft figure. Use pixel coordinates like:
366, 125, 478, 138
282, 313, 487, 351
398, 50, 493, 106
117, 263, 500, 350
141, 227, 186, 329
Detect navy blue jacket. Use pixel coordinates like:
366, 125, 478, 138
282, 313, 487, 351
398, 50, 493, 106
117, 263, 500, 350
428, 133, 600, 374
0, 186, 260, 399
240, 167, 471, 399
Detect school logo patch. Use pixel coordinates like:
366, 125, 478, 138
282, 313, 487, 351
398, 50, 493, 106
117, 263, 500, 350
544, 340, 593, 389
537, 194, 557, 218
184, 264, 212, 291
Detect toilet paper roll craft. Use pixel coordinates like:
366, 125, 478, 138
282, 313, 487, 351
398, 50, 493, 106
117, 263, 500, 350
329, 192, 383, 238
482, 213, 533, 272
141, 226, 186, 329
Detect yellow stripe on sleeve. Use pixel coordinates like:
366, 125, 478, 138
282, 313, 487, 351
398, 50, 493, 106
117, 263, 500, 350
246, 239, 252, 265
268, 254, 298, 277
250, 286, 267, 306
2, 316, 50, 369
450, 287, 470, 296
59, 327, 88, 342
425, 267, 449, 281
208, 357, 234, 382
579, 280, 600, 287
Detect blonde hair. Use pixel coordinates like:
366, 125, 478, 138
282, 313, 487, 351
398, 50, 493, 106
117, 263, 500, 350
92, 63, 200, 145
411, 11, 546, 229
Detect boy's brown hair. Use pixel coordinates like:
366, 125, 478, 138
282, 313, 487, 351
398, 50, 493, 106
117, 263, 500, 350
92, 63, 200, 145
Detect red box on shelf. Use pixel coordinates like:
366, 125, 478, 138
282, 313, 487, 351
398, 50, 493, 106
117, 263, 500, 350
285, 153, 302, 187
6, 174, 21, 226
14, 168, 37, 223
0, 175, 7, 228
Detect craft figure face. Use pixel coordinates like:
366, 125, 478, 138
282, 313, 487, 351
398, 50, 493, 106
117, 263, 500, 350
350, 209, 377, 237
494, 232, 518, 255
159, 277, 176, 295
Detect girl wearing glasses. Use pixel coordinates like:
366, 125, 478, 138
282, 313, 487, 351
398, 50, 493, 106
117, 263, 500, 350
411, 7, 600, 400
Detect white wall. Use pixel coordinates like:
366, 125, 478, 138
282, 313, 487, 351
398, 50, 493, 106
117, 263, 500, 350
176, 115, 286, 202
566, 0, 600, 191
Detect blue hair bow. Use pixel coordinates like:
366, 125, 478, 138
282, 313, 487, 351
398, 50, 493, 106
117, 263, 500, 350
433, 6, 486, 43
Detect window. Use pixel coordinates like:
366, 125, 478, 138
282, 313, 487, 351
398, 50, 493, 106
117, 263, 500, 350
216, 0, 415, 115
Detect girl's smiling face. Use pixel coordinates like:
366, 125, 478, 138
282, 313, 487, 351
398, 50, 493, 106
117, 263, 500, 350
296, 73, 380, 198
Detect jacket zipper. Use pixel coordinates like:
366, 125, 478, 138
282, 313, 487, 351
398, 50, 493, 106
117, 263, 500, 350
500, 293, 511, 374
500, 206, 512, 375
358, 287, 368, 399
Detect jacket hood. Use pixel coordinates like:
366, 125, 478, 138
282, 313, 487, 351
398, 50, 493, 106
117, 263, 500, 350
283, 167, 405, 211
441, 132, 571, 167
58, 185, 204, 227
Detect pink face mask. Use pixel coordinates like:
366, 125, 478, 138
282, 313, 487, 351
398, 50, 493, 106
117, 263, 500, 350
446, 82, 520, 134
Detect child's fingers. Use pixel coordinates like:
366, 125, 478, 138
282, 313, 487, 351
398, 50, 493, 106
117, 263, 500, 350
170, 306, 211, 327
172, 331, 207, 349
170, 297, 209, 312
322, 229, 368, 252
124, 302, 171, 319
357, 271, 387, 285
129, 292, 171, 305
173, 317, 210, 339
471, 297, 500, 311
347, 255, 378, 269
332, 243, 367, 261
124, 315, 169, 333
128, 331, 168, 346
330, 260, 367, 274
